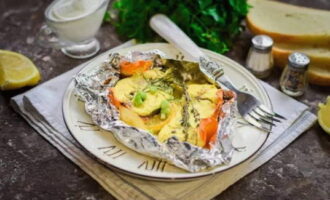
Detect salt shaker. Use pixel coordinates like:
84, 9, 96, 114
246, 35, 274, 78
280, 52, 310, 97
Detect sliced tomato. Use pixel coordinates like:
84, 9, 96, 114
107, 88, 121, 108
120, 60, 152, 76
199, 117, 218, 149
198, 89, 225, 148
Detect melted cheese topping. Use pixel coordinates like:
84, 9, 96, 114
112, 75, 148, 103
158, 85, 218, 147
112, 69, 173, 116
112, 67, 220, 147
158, 104, 206, 147
187, 84, 218, 103
131, 91, 172, 116
142, 68, 166, 79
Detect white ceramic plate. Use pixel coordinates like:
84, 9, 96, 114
63, 43, 271, 181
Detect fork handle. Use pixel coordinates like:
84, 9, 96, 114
218, 75, 239, 92
150, 14, 204, 62
150, 14, 239, 92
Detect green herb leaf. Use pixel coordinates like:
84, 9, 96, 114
103, 11, 111, 23
198, 0, 213, 10
133, 91, 147, 106
160, 100, 170, 120
202, 6, 221, 23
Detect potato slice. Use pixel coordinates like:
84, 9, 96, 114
144, 104, 177, 134
187, 84, 218, 103
119, 106, 147, 130
142, 68, 166, 79
131, 91, 172, 116
158, 104, 205, 147
112, 75, 148, 103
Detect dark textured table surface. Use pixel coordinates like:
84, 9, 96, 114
1, 0, 330, 199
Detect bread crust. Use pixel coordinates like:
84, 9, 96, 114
272, 45, 330, 66
246, 0, 330, 46
271, 46, 330, 86
246, 17, 330, 46
308, 69, 330, 86
271, 47, 289, 68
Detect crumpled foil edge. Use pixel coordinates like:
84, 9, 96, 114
74, 50, 237, 172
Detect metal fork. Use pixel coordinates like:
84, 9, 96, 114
198, 57, 286, 132
150, 14, 285, 132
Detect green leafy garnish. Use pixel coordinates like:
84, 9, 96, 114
108, 0, 249, 54
160, 100, 170, 120
133, 91, 147, 106
103, 11, 111, 23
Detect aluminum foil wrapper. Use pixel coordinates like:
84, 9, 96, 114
74, 50, 237, 172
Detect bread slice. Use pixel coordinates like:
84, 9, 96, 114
272, 43, 330, 86
308, 66, 330, 86
272, 43, 330, 68
247, 0, 330, 46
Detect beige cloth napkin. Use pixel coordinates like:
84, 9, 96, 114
11, 40, 317, 200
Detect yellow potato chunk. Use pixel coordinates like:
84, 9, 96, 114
187, 84, 218, 103
131, 91, 172, 116
112, 75, 148, 103
142, 68, 166, 79
158, 104, 205, 147
158, 83, 219, 147
119, 106, 147, 130
192, 100, 216, 119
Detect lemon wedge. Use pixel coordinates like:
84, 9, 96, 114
318, 96, 330, 134
0, 50, 41, 90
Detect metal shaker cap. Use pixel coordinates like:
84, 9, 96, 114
251, 35, 273, 51
288, 52, 310, 69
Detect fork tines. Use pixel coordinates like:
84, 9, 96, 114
245, 104, 286, 132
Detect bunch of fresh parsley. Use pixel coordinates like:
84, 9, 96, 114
105, 0, 249, 54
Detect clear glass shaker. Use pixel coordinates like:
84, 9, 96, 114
246, 35, 274, 78
280, 52, 310, 97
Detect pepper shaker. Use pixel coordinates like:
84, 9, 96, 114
246, 35, 274, 78
280, 52, 310, 97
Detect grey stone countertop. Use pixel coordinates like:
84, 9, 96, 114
0, 0, 329, 199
